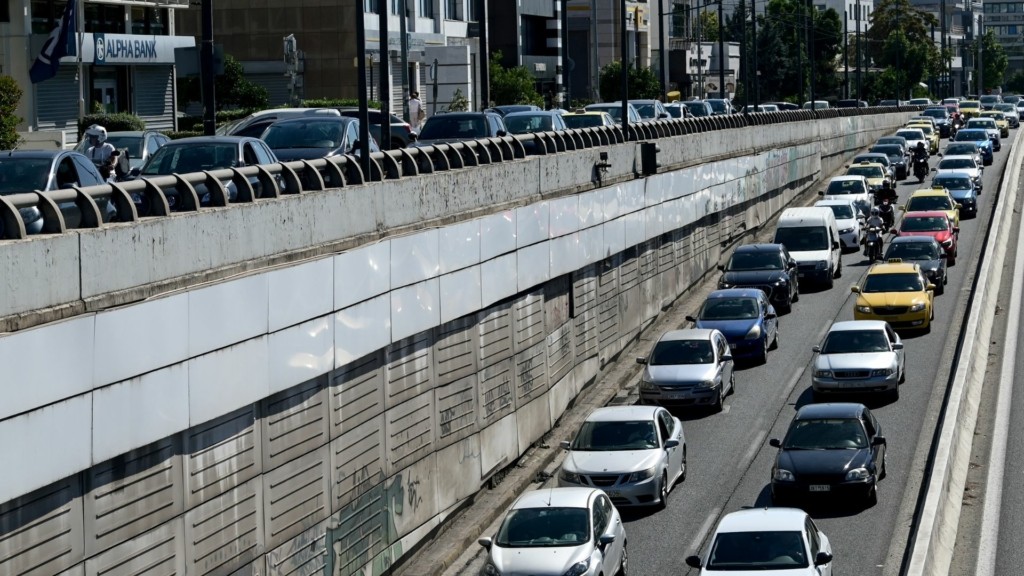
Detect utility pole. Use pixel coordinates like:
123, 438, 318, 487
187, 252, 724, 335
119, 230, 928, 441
718, 0, 725, 98
752, 0, 758, 105
844, 11, 849, 99
808, 0, 815, 108
940, 0, 946, 98
635, 5, 642, 68
356, 4, 371, 175
697, 5, 704, 98
200, 0, 215, 135
798, 0, 804, 104
377, 0, 391, 150
741, 0, 748, 110
621, 0, 630, 138
400, 0, 410, 122
562, 0, 571, 105
659, 0, 667, 97
856, 0, 861, 101
978, 14, 984, 95
478, 0, 489, 108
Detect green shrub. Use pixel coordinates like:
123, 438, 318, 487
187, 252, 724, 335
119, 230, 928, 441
0, 75, 23, 150
78, 113, 145, 137
162, 130, 204, 140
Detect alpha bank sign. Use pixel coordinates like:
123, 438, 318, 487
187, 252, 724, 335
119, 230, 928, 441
73, 33, 195, 65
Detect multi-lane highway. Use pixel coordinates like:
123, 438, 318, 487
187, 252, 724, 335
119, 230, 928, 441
444, 128, 1018, 576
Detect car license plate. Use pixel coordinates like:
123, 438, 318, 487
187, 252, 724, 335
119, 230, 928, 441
798, 272, 806, 278
729, 343, 737, 350
607, 491, 622, 498
809, 485, 831, 492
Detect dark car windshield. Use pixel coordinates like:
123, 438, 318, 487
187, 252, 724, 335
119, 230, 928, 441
419, 116, 487, 140
727, 251, 784, 271
684, 102, 710, 116
886, 241, 941, 261
0, 158, 52, 194
826, 179, 864, 194
707, 531, 809, 570
563, 114, 606, 129
933, 177, 972, 190
572, 420, 659, 451
707, 100, 730, 113
901, 216, 950, 232
496, 507, 589, 548
700, 297, 761, 320
632, 103, 657, 118
944, 144, 978, 156
862, 273, 924, 293
922, 109, 947, 119
956, 130, 990, 142
820, 330, 890, 354
141, 143, 239, 175
262, 120, 346, 149
774, 226, 830, 251
870, 145, 904, 161
938, 159, 975, 170
784, 418, 868, 449
504, 114, 555, 134
650, 339, 714, 365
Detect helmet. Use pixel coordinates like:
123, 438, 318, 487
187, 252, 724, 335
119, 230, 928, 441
916, 141, 925, 150
871, 206, 880, 215
882, 179, 891, 187
85, 124, 107, 144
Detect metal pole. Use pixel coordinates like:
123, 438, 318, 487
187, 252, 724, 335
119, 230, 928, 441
356, 4, 371, 175
697, 5, 703, 98
752, 0, 758, 105
562, 0, 571, 105
659, 0, 667, 97
76, 0, 84, 123
400, 0, 410, 122
855, 0, 861, 101
621, 0, 629, 138
741, 0, 748, 110
591, 0, 600, 100
978, 15, 984, 94
844, 10, 849, 99
717, 0, 725, 99
798, 1, 804, 105
635, 5, 641, 68
808, 0, 815, 108
200, 0, 216, 135
940, 0, 946, 98
479, 0, 489, 108
378, 0, 391, 150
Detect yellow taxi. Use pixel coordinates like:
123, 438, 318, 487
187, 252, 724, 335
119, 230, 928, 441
980, 111, 1011, 137
845, 161, 887, 191
908, 122, 940, 153
960, 100, 982, 119
902, 188, 961, 228
851, 260, 935, 331
562, 110, 617, 129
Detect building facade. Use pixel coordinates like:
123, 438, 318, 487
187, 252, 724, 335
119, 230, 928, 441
1, 0, 193, 134
488, 0, 565, 107
983, 0, 1024, 80
567, 0, 652, 101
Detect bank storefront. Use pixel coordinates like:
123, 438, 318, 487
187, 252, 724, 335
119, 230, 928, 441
17, 0, 193, 132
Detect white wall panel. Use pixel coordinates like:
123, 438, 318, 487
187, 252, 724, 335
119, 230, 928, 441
188, 336, 270, 426
643, 205, 663, 241
480, 210, 516, 260
578, 190, 603, 228
620, 180, 645, 214
268, 258, 334, 333
604, 217, 626, 258
624, 211, 645, 248
334, 241, 391, 310
92, 362, 190, 463
94, 293, 189, 386
517, 242, 551, 292
0, 395, 91, 504
335, 294, 391, 367
578, 224, 604, 267
440, 267, 482, 324
481, 253, 518, 308
391, 229, 440, 288
602, 186, 620, 222
268, 317, 334, 395
515, 202, 549, 248
391, 279, 440, 342
550, 233, 579, 278
0, 315, 95, 421
439, 220, 481, 274
548, 196, 579, 238
188, 274, 269, 357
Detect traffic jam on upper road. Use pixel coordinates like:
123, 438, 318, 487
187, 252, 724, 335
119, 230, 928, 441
458, 98, 1019, 576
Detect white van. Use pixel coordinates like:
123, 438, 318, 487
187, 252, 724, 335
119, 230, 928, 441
773, 207, 843, 288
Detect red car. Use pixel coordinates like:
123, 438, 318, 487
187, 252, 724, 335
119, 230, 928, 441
895, 210, 959, 265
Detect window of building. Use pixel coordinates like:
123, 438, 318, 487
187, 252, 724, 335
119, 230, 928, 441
365, 0, 378, 13
84, 2, 126, 34
130, 6, 168, 35
31, 0, 56, 34
446, 0, 460, 20
1010, 24, 1018, 34
467, 0, 476, 21
1, 0, 9, 23
418, 0, 432, 17
671, 1, 690, 38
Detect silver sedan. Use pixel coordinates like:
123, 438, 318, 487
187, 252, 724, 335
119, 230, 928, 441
558, 406, 686, 508
637, 328, 735, 411
811, 320, 906, 401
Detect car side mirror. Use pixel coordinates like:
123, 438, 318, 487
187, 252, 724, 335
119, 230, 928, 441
636, 356, 648, 365
478, 537, 493, 549
765, 312, 777, 320
598, 534, 616, 547
409, 133, 418, 142
659, 112, 669, 119
664, 439, 680, 449
717, 264, 725, 271
832, 241, 840, 250
685, 556, 703, 569
769, 438, 782, 448
927, 283, 936, 291
893, 342, 904, 350
872, 436, 887, 446
721, 353, 733, 362
956, 203, 963, 208
496, 130, 507, 137
899, 205, 907, 211
812, 345, 821, 353
685, 315, 697, 322
851, 286, 861, 293
818, 190, 825, 195
815, 551, 834, 566
560, 440, 571, 450
789, 259, 797, 267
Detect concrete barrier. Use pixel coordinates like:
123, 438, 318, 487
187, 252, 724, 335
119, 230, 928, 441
904, 128, 1024, 576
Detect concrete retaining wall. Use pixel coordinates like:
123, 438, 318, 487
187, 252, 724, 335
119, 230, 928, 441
0, 113, 909, 576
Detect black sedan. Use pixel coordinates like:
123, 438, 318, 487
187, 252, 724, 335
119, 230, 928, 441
0, 150, 116, 236
769, 403, 887, 508
262, 116, 379, 162
412, 112, 508, 147
717, 243, 800, 313
883, 236, 948, 294
869, 144, 909, 181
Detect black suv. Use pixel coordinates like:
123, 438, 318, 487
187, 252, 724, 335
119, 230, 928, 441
412, 112, 508, 147
717, 243, 800, 312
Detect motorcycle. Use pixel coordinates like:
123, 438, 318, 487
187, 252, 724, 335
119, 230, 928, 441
877, 199, 895, 229
913, 156, 929, 183
864, 225, 885, 262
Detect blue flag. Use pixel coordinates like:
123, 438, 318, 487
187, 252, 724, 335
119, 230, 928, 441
30, 0, 77, 83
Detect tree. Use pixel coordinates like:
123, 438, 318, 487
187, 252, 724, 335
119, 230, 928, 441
0, 75, 22, 150
1006, 71, 1024, 94
866, 0, 939, 98
979, 30, 1008, 90
488, 51, 543, 107
598, 61, 662, 102
697, 10, 720, 43
178, 54, 269, 111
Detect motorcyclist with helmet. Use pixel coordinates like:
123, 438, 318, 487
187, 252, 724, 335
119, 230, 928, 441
873, 178, 897, 229
911, 141, 929, 181
84, 124, 121, 181
863, 206, 887, 260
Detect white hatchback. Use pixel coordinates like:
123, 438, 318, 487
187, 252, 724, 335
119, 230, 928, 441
815, 199, 863, 251
479, 488, 627, 576
686, 507, 834, 575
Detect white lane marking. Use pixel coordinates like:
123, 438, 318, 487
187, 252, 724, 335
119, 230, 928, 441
783, 366, 807, 400
740, 429, 769, 469
688, 507, 722, 555
722, 404, 731, 414
974, 195, 1024, 576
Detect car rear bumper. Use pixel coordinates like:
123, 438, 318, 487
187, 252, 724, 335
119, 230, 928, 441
639, 384, 720, 406
854, 309, 930, 329
557, 475, 661, 507
812, 372, 898, 394
772, 478, 875, 502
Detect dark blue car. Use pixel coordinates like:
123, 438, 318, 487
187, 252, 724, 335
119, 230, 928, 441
687, 289, 779, 364
953, 129, 994, 165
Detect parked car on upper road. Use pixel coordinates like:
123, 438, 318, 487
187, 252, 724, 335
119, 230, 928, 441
561, 110, 616, 129
584, 102, 643, 124
412, 112, 508, 146
261, 116, 379, 162
335, 107, 415, 149
629, 99, 671, 120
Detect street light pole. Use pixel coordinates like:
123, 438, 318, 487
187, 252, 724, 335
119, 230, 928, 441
718, 0, 725, 98
844, 10, 849, 99
751, 0, 758, 105
856, 0, 862, 101
377, 0, 391, 150
621, 0, 629, 139
659, 0, 667, 97
807, 0, 815, 108
741, 0, 748, 110
356, 4, 371, 175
